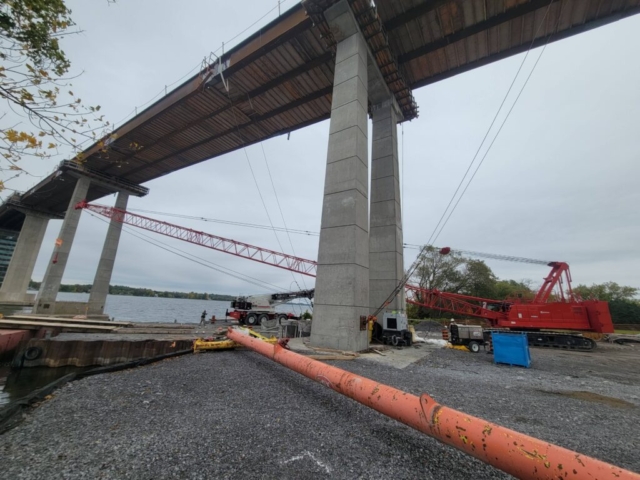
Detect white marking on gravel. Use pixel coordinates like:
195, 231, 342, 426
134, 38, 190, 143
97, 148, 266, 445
283, 451, 332, 474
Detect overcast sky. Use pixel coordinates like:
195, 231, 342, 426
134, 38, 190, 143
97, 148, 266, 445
4, 0, 640, 296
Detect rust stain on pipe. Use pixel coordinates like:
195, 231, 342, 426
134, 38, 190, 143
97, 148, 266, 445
227, 328, 639, 480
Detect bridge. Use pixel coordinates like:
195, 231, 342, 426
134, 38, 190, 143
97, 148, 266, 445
0, 0, 637, 350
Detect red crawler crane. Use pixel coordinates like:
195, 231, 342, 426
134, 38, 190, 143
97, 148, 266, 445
405, 248, 614, 350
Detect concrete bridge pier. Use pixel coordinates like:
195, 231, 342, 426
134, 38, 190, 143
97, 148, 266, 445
310, 0, 410, 351
310, 1, 370, 352
0, 214, 49, 305
369, 99, 405, 314
87, 191, 128, 315
33, 176, 91, 314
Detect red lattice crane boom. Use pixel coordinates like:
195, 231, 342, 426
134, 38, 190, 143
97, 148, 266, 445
76, 201, 317, 277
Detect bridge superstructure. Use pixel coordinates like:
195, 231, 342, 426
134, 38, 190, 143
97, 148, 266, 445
0, 0, 636, 348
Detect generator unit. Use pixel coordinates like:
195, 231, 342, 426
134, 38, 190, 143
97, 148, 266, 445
374, 312, 413, 347
448, 323, 485, 352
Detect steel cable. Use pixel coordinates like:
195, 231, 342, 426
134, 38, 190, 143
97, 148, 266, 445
423, 0, 557, 248
85, 210, 286, 292
372, 0, 559, 316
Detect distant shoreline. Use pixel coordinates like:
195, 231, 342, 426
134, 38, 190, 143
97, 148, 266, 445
28, 282, 235, 302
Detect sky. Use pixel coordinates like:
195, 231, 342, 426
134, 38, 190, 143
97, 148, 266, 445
4, 0, 640, 297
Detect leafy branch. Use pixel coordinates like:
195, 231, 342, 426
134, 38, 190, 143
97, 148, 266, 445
0, 0, 118, 191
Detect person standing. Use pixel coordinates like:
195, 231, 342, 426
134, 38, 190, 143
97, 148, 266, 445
200, 310, 207, 326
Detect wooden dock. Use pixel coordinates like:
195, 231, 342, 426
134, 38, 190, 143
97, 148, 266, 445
0, 318, 231, 368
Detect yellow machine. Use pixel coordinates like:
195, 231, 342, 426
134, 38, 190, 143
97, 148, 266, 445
193, 328, 278, 352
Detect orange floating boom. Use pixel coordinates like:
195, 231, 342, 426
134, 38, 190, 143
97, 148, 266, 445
227, 328, 638, 480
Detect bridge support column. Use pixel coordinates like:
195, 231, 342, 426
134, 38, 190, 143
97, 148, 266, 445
310, 1, 369, 352
369, 99, 405, 314
34, 176, 90, 314
88, 191, 128, 315
0, 214, 48, 304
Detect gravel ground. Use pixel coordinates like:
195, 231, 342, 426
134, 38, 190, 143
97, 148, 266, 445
412, 320, 444, 332
0, 342, 638, 479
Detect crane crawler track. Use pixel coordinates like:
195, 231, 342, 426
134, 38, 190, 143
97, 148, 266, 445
485, 329, 596, 351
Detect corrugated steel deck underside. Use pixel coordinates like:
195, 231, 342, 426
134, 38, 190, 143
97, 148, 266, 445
9, 0, 640, 219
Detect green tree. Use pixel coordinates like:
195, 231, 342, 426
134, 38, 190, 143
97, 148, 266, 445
573, 282, 638, 302
0, 0, 114, 190
411, 246, 496, 298
409, 246, 498, 318
572, 282, 639, 325
494, 279, 535, 301
608, 299, 640, 325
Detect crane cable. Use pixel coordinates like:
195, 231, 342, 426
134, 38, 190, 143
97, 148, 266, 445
402, 243, 550, 265
373, 0, 560, 318
424, 0, 557, 248
223, 84, 308, 296
126, 207, 320, 236
432, 2, 565, 246
85, 210, 288, 293
258, 142, 312, 307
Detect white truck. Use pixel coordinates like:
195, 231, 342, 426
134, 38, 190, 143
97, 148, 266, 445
226, 289, 314, 326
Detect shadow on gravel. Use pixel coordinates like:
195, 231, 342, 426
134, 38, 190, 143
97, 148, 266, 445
536, 389, 636, 409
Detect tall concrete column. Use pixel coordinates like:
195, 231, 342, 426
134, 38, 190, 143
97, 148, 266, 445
369, 100, 405, 314
0, 214, 48, 303
310, 1, 369, 352
34, 176, 90, 313
88, 191, 128, 314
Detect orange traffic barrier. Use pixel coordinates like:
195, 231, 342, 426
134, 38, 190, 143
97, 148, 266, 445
227, 327, 639, 480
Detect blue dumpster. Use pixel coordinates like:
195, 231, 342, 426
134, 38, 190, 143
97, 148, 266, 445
491, 332, 531, 368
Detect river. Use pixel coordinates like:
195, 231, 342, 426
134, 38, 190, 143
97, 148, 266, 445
1, 291, 313, 323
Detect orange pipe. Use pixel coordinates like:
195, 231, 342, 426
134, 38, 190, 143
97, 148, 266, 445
227, 328, 639, 480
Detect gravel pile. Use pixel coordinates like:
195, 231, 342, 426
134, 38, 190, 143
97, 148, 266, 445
412, 320, 444, 332
1, 343, 638, 479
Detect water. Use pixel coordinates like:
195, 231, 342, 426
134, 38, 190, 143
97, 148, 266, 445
0, 365, 91, 406
0, 291, 312, 324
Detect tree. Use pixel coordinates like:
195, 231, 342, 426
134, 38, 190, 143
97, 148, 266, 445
608, 299, 640, 325
411, 246, 496, 298
573, 282, 638, 302
409, 246, 498, 318
0, 0, 114, 191
572, 282, 638, 302
572, 282, 639, 325
494, 279, 535, 301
